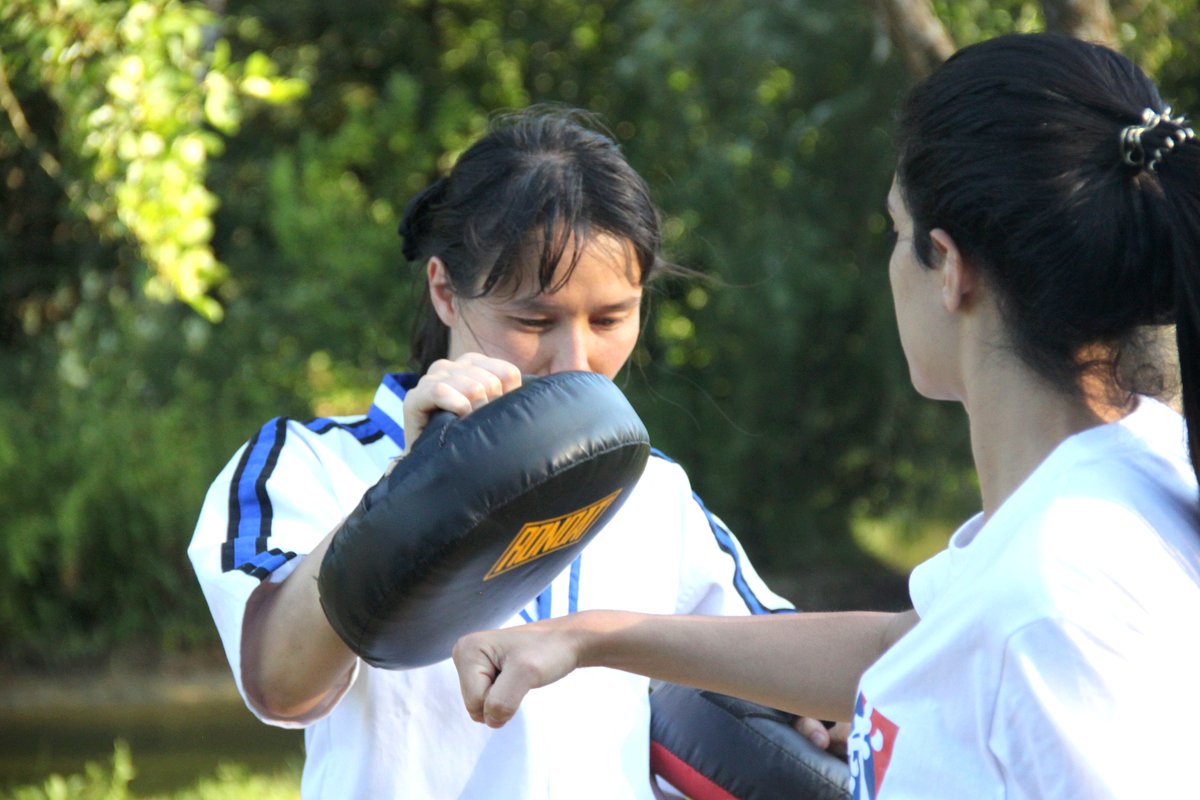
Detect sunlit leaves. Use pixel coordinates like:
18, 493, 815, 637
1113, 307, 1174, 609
1, 0, 308, 320
929, 0, 1043, 41
3, 0, 1199, 657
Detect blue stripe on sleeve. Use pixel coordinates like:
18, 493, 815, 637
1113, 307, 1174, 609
221, 418, 296, 577
305, 416, 384, 444
221, 400, 400, 579
367, 408, 405, 450
690, 490, 772, 615
568, 555, 581, 614
650, 449, 792, 616
238, 548, 297, 580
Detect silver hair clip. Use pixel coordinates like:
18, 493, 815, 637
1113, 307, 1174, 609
1120, 106, 1197, 172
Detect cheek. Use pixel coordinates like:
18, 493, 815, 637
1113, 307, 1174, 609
444, 319, 475, 360
887, 242, 906, 288
888, 256, 923, 367
485, 332, 541, 369
447, 313, 528, 363
887, 255, 905, 321
598, 322, 641, 377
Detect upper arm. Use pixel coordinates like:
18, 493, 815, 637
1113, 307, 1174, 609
188, 420, 365, 723
881, 609, 919, 652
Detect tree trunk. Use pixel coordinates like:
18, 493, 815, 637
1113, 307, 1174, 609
1040, 0, 1117, 47
874, 0, 1118, 82
872, 0, 957, 80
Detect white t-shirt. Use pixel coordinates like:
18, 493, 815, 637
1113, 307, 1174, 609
850, 397, 1200, 799
189, 373, 791, 800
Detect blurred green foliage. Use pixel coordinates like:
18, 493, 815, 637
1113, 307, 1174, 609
1, 0, 1197, 665
1, 741, 300, 800
4, 741, 137, 800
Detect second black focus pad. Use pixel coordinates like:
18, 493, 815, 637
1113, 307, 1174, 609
650, 683, 852, 800
318, 371, 650, 669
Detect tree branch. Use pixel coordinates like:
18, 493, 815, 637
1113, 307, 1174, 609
1040, 0, 1117, 47
871, 0, 957, 80
0, 49, 64, 183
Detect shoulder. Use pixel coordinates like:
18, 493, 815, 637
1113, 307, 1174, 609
604, 448, 718, 534
1003, 485, 1200, 634
1057, 399, 1196, 516
246, 413, 399, 467
947, 432, 1200, 633
1011, 403, 1198, 558
1032, 434, 1199, 564
201, 413, 397, 515
622, 448, 688, 488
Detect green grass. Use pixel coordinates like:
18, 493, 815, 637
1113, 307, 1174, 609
1, 742, 301, 800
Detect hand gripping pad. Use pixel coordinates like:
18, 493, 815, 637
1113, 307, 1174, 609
650, 683, 851, 800
318, 371, 650, 669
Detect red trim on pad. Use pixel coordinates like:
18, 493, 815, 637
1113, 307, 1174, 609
650, 741, 738, 800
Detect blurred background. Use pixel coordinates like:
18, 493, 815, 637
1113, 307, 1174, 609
1, 0, 1197, 796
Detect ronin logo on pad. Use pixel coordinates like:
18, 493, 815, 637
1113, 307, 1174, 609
484, 489, 623, 580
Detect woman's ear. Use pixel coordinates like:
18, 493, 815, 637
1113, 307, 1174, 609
929, 228, 978, 312
427, 257, 457, 326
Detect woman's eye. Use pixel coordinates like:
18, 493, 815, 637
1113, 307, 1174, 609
513, 317, 552, 329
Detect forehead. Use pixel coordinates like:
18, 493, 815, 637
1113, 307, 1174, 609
504, 232, 642, 297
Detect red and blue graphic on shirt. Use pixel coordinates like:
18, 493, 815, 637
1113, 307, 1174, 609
848, 692, 899, 799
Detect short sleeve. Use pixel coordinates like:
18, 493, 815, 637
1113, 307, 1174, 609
654, 457, 793, 617
907, 549, 952, 618
187, 419, 369, 725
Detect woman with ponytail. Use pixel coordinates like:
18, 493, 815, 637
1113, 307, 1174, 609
453, 34, 1200, 798
189, 107, 797, 799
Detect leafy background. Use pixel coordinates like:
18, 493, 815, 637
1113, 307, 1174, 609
1, 0, 1197, 671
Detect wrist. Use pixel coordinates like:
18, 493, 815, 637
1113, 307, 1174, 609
567, 609, 635, 671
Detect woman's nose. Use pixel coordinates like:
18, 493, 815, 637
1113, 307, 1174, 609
548, 326, 591, 373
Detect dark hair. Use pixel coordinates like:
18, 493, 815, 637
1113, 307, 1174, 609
399, 106, 669, 374
895, 33, 1200, 477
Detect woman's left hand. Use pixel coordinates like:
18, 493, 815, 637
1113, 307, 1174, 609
401, 353, 523, 450
793, 716, 850, 758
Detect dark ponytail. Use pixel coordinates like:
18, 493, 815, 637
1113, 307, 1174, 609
895, 33, 1200, 483
398, 177, 450, 262
1158, 140, 1200, 473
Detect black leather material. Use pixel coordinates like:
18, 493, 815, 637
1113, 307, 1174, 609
650, 683, 852, 800
318, 371, 650, 669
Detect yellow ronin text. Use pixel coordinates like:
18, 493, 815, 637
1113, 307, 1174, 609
484, 489, 623, 580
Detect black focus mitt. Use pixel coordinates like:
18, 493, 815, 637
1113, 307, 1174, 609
318, 371, 650, 669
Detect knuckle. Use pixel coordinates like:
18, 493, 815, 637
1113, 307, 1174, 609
488, 698, 518, 719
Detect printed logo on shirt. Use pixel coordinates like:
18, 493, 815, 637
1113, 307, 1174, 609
484, 489, 622, 580
848, 692, 899, 799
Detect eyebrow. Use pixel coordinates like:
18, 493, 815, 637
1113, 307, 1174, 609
510, 295, 643, 314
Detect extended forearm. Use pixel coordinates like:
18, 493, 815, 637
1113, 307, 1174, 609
572, 610, 915, 721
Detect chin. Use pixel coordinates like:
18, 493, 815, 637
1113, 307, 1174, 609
909, 372, 955, 402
